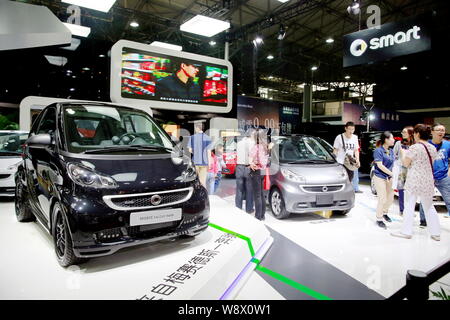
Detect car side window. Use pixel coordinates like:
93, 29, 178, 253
37, 108, 57, 135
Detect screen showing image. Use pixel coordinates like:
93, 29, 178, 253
121, 47, 229, 107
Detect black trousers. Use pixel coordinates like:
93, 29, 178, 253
249, 170, 265, 220
235, 164, 254, 213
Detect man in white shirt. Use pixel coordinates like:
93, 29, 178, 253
235, 128, 255, 213
333, 121, 360, 182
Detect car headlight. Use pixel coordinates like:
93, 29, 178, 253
179, 161, 197, 182
67, 163, 118, 189
339, 167, 348, 179
281, 168, 306, 183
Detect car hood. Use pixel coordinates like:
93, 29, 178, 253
280, 162, 348, 185
64, 154, 191, 192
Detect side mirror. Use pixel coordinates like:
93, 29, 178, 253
27, 134, 52, 148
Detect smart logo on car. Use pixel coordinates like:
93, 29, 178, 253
350, 25, 421, 57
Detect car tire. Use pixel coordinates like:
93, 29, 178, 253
269, 188, 290, 219
52, 203, 86, 267
15, 176, 35, 222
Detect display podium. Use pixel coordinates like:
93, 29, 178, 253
0, 196, 273, 299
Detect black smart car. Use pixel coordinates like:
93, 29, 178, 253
15, 102, 209, 267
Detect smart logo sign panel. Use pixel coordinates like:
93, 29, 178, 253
343, 15, 431, 68
110, 40, 233, 113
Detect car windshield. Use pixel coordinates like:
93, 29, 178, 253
0, 132, 28, 156
63, 105, 174, 154
273, 136, 335, 163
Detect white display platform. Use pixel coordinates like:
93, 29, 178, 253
0, 196, 273, 300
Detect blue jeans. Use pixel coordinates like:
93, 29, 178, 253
398, 189, 405, 213
419, 175, 450, 222
214, 172, 222, 193
352, 169, 359, 191
206, 172, 216, 195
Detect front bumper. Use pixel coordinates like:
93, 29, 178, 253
62, 181, 210, 258
278, 180, 355, 214
72, 210, 209, 258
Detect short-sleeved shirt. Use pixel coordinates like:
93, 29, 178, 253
404, 142, 438, 197
333, 134, 359, 164
373, 147, 394, 180
187, 133, 211, 166
429, 140, 450, 181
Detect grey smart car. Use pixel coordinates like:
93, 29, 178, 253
267, 135, 355, 219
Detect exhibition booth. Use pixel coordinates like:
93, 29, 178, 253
0, 1, 449, 303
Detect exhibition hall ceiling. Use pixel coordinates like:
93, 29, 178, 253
0, 0, 449, 111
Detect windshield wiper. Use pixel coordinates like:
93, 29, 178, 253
83, 145, 173, 154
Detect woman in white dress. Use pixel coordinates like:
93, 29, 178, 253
391, 124, 441, 241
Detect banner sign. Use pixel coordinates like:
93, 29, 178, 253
343, 14, 431, 68
237, 96, 301, 135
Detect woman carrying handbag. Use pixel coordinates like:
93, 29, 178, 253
392, 126, 414, 216
391, 124, 441, 241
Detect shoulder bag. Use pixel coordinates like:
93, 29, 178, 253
341, 134, 358, 171
419, 142, 434, 173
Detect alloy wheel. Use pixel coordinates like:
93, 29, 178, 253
14, 182, 22, 216
271, 190, 282, 216
55, 210, 66, 258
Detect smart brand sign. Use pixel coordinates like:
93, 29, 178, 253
343, 15, 431, 67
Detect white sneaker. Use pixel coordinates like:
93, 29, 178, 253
391, 232, 412, 239
431, 235, 441, 241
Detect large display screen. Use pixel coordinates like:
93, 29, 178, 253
121, 48, 228, 106
110, 40, 232, 113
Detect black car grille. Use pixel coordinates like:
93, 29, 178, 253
302, 185, 343, 193
0, 174, 11, 180
105, 188, 192, 210
0, 187, 15, 193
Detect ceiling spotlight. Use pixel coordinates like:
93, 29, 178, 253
330, 88, 335, 91
347, 1, 361, 15
326, 38, 334, 43
345, 75, 350, 79
99, 54, 105, 58
130, 21, 139, 28
311, 66, 318, 71
268, 76, 274, 79
267, 54, 274, 60
209, 41, 216, 46
277, 24, 287, 40
70, 88, 76, 92
253, 36, 263, 46
401, 66, 408, 71
82, 67, 90, 71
